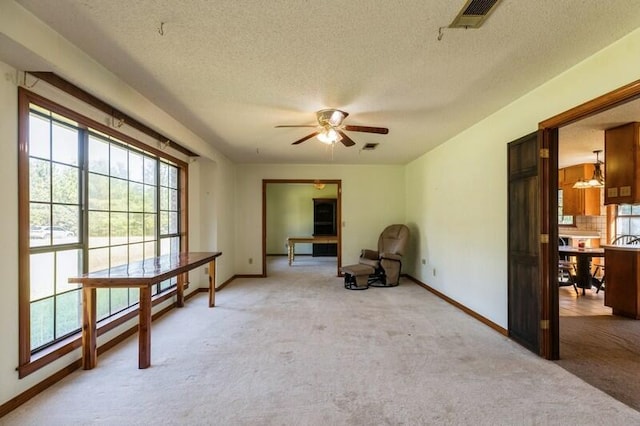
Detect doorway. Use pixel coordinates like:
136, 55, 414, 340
541, 79, 640, 358
261, 179, 342, 277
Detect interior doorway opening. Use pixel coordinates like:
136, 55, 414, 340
262, 179, 342, 277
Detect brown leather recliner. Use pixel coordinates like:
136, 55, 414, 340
359, 224, 410, 287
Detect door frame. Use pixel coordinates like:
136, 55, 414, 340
539, 78, 640, 359
261, 179, 342, 277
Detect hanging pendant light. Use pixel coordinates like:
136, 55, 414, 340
573, 150, 604, 189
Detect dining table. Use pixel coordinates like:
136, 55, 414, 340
558, 246, 604, 295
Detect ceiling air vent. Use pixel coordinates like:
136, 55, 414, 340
449, 0, 503, 29
362, 143, 379, 151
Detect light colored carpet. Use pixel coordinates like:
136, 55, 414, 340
556, 314, 640, 411
3, 257, 640, 425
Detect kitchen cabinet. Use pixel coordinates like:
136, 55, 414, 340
604, 122, 640, 205
604, 245, 640, 319
560, 163, 601, 216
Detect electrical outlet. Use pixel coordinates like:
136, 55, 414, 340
248, 257, 253, 264
421, 258, 426, 265
432, 268, 436, 277
204, 267, 208, 275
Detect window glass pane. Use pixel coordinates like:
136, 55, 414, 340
55, 290, 81, 337
144, 185, 156, 212
144, 214, 156, 241
110, 288, 129, 314
160, 211, 169, 235
144, 241, 156, 259
129, 288, 140, 305
129, 152, 144, 183
88, 247, 110, 273
143, 157, 156, 185
129, 243, 144, 263
129, 182, 144, 212
31, 298, 54, 350
29, 112, 51, 160
619, 204, 632, 215
169, 188, 178, 210
632, 205, 640, 215
110, 244, 128, 268
159, 162, 168, 187
160, 237, 170, 255
51, 122, 78, 166
630, 219, 640, 236
171, 236, 179, 255
88, 211, 109, 248
160, 187, 169, 210
29, 158, 50, 202
169, 212, 178, 234
56, 249, 81, 293
88, 173, 109, 210
30, 203, 51, 248
52, 204, 80, 245
129, 213, 144, 243
110, 145, 128, 179
88, 136, 109, 174
110, 178, 128, 211
617, 218, 630, 236
110, 212, 128, 247
97, 288, 110, 322
52, 163, 79, 204
169, 166, 178, 189
30, 252, 54, 300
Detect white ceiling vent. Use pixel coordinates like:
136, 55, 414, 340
449, 0, 503, 29
362, 143, 379, 151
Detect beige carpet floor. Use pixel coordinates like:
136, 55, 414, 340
2, 257, 640, 425
556, 314, 640, 412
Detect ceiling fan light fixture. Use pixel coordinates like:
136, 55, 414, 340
317, 127, 340, 144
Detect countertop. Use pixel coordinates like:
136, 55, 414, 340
603, 244, 640, 252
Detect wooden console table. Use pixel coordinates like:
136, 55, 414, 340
69, 251, 222, 370
287, 236, 338, 265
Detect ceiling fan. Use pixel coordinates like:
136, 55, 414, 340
275, 109, 389, 147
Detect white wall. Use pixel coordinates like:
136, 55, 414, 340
266, 183, 338, 255
235, 164, 406, 273
405, 27, 640, 328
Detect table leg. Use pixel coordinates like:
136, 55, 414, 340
288, 241, 294, 266
576, 255, 591, 295
138, 286, 152, 369
208, 260, 216, 308
176, 273, 185, 308
82, 287, 97, 370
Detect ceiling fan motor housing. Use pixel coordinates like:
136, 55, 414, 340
317, 109, 348, 127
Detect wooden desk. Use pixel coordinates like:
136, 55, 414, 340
287, 236, 337, 265
69, 251, 222, 370
558, 247, 604, 295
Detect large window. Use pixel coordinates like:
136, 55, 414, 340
616, 204, 640, 237
19, 89, 187, 375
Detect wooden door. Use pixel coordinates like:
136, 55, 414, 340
508, 131, 555, 357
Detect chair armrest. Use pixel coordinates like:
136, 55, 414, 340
360, 249, 379, 260
380, 252, 402, 261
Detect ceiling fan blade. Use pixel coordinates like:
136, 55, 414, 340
343, 125, 389, 134
292, 131, 320, 145
337, 130, 356, 147
275, 125, 317, 128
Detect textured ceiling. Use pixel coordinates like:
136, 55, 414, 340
12, 0, 640, 164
